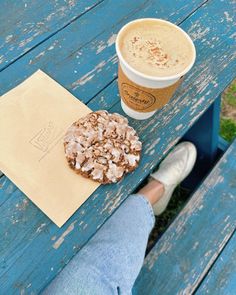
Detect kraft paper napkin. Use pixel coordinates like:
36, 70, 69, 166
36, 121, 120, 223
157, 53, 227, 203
0, 70, 100, 227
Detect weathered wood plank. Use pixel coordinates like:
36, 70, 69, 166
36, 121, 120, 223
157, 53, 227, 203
196, 231, 236, 295
0, 177, 17, 206
89, 0, 236, 147
133, 139, 236, 295
0, 0, 103, 71
1, 3, 206, 280
0, 1, 235, 290
0, 0, 235, 293
0, 0, 207, 98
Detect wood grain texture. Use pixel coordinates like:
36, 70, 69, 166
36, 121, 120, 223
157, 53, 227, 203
0, 0, 235, 293
133, 139, 236, 295
0, 0, 207, 97
0, 177, 17, 206
0, 1, 209, 293
0, 0, 103, 71
196, 231, 236, 295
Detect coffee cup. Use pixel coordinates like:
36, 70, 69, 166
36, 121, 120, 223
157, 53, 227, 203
116, 18, 196, 120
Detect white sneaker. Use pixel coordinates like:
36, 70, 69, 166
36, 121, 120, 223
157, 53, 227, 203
151, 142, 197, 215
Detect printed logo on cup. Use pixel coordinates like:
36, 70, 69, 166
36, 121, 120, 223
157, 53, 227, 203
118, 66, 183, 113
121, 83, 156, 111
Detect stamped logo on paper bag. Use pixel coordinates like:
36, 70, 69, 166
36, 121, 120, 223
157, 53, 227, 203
29, 121, 64, 161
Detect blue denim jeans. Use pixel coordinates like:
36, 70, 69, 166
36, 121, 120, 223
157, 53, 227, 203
42, 194, 155, 295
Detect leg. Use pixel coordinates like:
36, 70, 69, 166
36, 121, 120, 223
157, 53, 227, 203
42, 142, 197, 295
42, 181, 164, 295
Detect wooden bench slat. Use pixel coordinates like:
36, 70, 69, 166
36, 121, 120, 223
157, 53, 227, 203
133, 139, 236, 295
0, 0, 103, 71
196, 231, 236, 295
0, 0, 206, 98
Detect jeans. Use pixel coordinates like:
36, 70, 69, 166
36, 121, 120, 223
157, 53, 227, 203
42, 194, 155, 295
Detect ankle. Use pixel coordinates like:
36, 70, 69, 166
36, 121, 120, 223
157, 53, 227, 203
138, 179, 165, 205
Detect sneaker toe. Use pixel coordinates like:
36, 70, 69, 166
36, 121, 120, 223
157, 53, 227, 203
181, 142, 197, 178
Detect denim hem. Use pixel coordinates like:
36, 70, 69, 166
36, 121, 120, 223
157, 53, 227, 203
132, 194, 155, 230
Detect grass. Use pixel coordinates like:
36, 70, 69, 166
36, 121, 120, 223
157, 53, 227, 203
223, 82, 236, 107
220, 117, 236, 142
148, 79, 236, 249
221, 79, 236, 142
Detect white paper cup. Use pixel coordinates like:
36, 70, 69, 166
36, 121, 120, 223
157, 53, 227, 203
116, 18, 196, 120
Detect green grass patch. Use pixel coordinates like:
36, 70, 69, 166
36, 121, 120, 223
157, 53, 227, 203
220, 117, 236, 142
223, 82, 236, 107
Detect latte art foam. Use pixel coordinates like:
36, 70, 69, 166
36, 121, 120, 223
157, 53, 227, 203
119, 20, 194, 77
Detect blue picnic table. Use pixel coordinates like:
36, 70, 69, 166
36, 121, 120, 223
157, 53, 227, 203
0, 0, 236, 294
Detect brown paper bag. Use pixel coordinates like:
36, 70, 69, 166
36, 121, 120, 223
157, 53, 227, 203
0, 70, 100, 227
